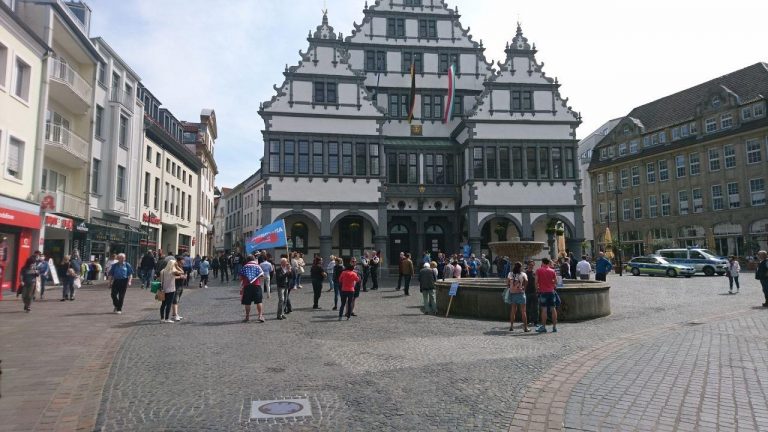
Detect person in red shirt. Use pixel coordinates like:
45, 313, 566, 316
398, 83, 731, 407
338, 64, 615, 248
535, 257, 559, 333
338, 263, 361, 321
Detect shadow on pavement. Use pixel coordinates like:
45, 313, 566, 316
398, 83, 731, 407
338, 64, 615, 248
190, 320, 246, 327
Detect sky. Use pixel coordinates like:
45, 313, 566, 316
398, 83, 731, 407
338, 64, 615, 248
86, 0, 768, 188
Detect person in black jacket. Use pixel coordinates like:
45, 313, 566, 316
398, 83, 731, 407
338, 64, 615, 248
310, 256, 326, 309
332, 257, 344, 310
218, 252, 229, 282
139, 251, 156, 289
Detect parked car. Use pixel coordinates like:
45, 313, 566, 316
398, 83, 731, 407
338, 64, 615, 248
656, 248, 728, 276
624, 256, 695, 278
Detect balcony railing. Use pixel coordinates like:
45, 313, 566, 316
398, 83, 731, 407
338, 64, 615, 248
49, 58, 92, 104
110, 87, 134, 112
45, 122, 89, 163
41, 190, 87, 219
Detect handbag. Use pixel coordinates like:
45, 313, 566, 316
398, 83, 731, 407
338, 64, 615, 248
502, 287, 511, 304
155, 291, 165, 302
35, 277, 41, 296
73, 277, 82, 289
150, 281, 161, 293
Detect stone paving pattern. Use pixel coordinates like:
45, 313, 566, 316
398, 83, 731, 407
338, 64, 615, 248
2, 272, 767, 431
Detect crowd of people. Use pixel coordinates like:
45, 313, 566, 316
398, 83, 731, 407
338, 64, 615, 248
13, 246, 768, 328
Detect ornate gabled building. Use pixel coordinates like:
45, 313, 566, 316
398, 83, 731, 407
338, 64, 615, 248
259, 0, 583, 267
588, 63, 768, 258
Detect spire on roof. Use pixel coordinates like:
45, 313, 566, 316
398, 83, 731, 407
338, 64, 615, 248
312, 9, 337, 39
511, 22, 531, 51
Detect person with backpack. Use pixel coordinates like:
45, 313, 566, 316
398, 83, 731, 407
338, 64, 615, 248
505, 261, 529, 332
139, 251, 157, 289
239, 255, 264, 323
198, 256, 210, 289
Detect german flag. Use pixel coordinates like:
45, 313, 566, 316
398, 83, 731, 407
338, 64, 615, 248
407, 62, 416, 124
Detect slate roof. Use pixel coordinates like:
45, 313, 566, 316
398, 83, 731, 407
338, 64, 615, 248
626, 62, 768, 132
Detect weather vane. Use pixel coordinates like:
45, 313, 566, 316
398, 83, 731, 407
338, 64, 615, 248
323, 0, 327, 15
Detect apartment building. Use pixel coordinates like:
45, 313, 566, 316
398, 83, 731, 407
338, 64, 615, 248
87, 37, 143, 265
182, 110, 217, 258
589, 63, 768, 257
241, 170, 263, 246
0, 0, 47, 293
223, 183, 243, 253
212, 188, 229, 254
138, 83, 202, 256
14, 0, 102, 265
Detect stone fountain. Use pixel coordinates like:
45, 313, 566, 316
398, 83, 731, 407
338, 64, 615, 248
435, 238, 610, 322
487, 238, 546, 263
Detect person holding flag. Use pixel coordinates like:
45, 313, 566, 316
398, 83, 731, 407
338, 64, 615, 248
239, 255, 265, 323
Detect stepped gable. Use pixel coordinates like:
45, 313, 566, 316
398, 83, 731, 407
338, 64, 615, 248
468, 23, 580, 123
625, 62, 768, 133
259, 11, 385, 117
346, 0, 493, 55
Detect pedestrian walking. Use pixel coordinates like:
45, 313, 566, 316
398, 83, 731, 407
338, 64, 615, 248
310, 256, 326, 309
104, 254, 117, 281
198, 256, 210, 288
211, 255, 219, 279
535, 257, 558, 333
159, 259, 182, 323
275, 257, 292, 319
332, 257, 344, 310
756, 250, 768, 307
182, 254, 193, 286
108, 253, 134, 314
57, 255, 76, 301
218, 252, 229, 282
338, 263, 360, 320
524, 260, 538, 327
19, 256, 39, 312
239, 255, 265, 322
400, 253, 415, 295
726, 256, 740, 294
395, 251, 406, 290
139, 251, 156, 289
595, 251, 613, 282
576, 255, 591, 280
505, 262, 529, 332
258, 256, 273, 298
36, 254, 49, 300
231, 251, 243, 284
419, 263, 437, 314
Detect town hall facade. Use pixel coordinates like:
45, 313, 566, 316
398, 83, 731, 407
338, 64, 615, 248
258, 0, 583, 266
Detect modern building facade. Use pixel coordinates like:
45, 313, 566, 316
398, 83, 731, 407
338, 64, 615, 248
87, 37, 144, 265
258, 1, 583, 267
588, 63, 768, 258
14, 0, 102, 266
138, 83, 202, 257
0, 0, 47, 292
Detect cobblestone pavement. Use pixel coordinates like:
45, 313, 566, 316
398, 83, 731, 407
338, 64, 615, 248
0, 281, 157, 432
87, 273, 767, 431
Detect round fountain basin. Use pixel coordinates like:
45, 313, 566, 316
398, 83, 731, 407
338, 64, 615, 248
435, 278, 610, 322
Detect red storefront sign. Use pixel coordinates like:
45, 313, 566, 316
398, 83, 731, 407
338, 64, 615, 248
0, 206, 41, 229
142, 213, 161, 224
45, 214, 74, 231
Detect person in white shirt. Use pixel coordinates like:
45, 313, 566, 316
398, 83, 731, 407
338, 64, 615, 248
727, 255, 741, 294
576, 255, 592, 280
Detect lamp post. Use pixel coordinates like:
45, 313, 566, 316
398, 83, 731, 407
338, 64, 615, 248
614, 188, 623, 276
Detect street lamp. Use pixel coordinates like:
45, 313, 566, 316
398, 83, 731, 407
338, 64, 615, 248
614, 188, 623, 276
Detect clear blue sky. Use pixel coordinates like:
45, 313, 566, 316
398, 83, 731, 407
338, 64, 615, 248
87, 0, 768, 188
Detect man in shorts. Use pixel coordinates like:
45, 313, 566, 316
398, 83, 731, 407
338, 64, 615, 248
239, 255, 264, 322
535, 257, 558, 333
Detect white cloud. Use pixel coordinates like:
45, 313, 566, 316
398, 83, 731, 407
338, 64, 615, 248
87, 0, 768, 188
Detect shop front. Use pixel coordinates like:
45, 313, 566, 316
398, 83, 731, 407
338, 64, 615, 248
43, 213, 76, 267
0, 197, 40, 298
87, 217, 144, 268
140, 213, 161, 254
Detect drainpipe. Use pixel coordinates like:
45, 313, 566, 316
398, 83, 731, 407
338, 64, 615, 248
32, 9, 55, 251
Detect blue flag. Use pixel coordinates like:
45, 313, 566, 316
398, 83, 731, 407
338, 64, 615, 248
246, 219, 287, 254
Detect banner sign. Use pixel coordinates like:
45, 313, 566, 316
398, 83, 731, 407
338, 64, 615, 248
246, 219, 287, 253
0, 206, 41, 229
45, 214, 74, 231
448, 282, 459, 297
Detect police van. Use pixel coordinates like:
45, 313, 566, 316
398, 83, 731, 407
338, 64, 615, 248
655, 248, 728, 276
